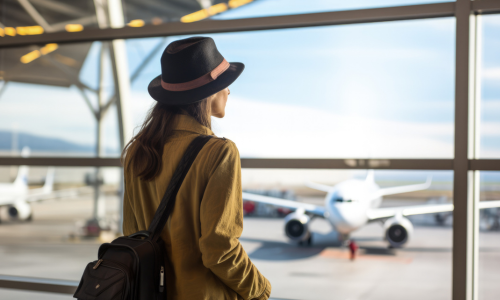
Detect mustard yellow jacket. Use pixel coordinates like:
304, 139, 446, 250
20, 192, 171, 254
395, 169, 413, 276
123, 114, 271, 300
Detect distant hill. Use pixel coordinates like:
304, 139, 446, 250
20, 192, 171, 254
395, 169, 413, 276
0, 130, 117, 154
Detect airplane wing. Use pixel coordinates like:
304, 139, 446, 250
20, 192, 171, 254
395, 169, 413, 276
370, 176, 432, 199
25, 186, 93, 203
367, 200, 500, 220
242, 192, 326, 218
305, 181, 333, 193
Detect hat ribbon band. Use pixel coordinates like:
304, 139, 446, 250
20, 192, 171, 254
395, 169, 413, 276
160, 59, 230, 92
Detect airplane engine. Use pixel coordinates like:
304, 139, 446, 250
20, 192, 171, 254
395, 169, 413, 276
8, 202, 32, 221
284, 211, 311, 243
384, 216, 413, 248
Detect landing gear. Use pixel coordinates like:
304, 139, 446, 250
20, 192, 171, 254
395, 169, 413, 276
435, 214, 446, 225
298, 235, 313, 246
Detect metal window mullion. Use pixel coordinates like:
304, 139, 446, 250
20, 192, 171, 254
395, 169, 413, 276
0, 157, 500, 170
473, 0, 500, 14
452, 1, 479, 300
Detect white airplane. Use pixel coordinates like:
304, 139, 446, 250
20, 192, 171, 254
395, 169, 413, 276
242, 171, 500, 248
0, 147, 86, 222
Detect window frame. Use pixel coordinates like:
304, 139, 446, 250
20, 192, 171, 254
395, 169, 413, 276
1, 1, 500, 299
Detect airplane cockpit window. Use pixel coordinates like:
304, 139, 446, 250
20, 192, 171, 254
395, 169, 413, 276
330, 193, 353, 203
335, 197, 354, 203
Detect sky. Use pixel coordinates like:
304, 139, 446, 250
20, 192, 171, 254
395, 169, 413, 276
0, 1, 499, 161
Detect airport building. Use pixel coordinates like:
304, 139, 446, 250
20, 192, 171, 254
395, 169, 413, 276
0, 0, 499, 299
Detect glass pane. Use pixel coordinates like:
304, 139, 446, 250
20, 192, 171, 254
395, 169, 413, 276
240, 169, 453, 299
0, 41, 121, 157
0, 166, 120, 280
480, 15, 500, 158
213, 0, 454, 20
478, 171, 500, 300
129, 18, 455, 158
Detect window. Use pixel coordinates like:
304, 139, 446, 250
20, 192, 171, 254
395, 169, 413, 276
213, 0, 454, 20
478, 171, 500, 300
480, 15, 500, 159
128, 18, 455, 158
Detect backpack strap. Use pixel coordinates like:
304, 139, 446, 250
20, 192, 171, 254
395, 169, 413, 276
148, 135, 213, 241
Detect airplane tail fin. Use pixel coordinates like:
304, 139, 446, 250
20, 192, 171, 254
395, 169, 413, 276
42, 167, 55, 193
365, 170, 375, 183
13, 165, 29, 188
14, 147, 31, 188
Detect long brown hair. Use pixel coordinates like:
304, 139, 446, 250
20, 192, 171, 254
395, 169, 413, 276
121, 99, 211, 181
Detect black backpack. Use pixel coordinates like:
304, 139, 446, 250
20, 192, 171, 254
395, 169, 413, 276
73, 135, 213, 300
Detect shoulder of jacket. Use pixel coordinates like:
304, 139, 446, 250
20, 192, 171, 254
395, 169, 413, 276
210, 136, 234, 145
207, 136, 238, 154
203, 136, 239, 175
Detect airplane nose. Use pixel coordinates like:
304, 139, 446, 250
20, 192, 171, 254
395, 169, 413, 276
330, 203, 368, 233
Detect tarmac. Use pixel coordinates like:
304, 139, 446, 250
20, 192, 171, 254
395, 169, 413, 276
0, 195, 499, 300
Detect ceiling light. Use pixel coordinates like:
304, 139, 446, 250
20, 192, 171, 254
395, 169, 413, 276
65, 24, 83, 32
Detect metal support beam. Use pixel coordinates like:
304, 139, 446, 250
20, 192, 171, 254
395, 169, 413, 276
91, 41, 109, 223
107, 1, 132, 150
30, 0, 87, 18
0, 2, 457, 48
0, 275, 78, 294
107, 0, 131, 235
76, 85, 98, 119
130, 38, 168, 83
0, 157, 122, 167
101, 37, 168, 119
17, 0, 54, 32
0, 81, 9, 99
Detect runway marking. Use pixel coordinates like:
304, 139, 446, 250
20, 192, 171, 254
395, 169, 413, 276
319, 249, 413, 264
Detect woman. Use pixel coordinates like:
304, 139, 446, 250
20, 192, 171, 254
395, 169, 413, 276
121, 37, 271, 300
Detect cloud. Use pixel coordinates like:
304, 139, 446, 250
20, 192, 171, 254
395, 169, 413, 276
483, 15, 500, 26
210, 96, 454, 158
482, 100, 500, 110
129, 92, 455, 159
481, 122, 500, 136
483, 68, 500, 80
2, 86, 496, 160
128, 93, 459, 159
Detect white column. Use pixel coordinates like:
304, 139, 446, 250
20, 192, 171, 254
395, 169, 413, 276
108, 0, 132, 234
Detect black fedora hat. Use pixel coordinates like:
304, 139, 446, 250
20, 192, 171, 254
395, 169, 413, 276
148, 36, 244, 105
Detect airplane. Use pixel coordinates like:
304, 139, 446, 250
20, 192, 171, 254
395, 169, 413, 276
0, 147, 88, 222
242, 171, 500, 248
